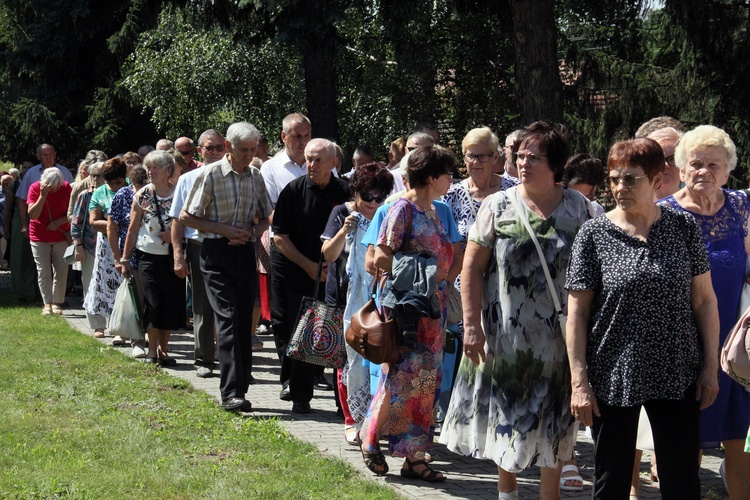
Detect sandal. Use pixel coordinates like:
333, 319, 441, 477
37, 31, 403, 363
51, 305, 63, 315
360, 444, 388, 476
93, 329, 105, 339
345, 427, 361, 447
401, 458, 445, 483
559, 464, 584, 492
42, 307, 52, 316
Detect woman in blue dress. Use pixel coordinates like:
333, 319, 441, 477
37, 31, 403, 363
658, 125, 750, 499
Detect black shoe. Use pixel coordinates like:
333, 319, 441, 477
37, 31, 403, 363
221, 397, 252, 412
279, 384, 292, 401
314, 375, 334, 391
248, 374, 255, 385
291, 401, 312, 414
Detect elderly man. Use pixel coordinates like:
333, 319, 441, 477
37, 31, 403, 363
13, 144, 74, 301
501, 130, 522, 190
175, 137, 203, 174
170, 129, 225, 379
270, 138, 349, 413
180, 122, 271, 412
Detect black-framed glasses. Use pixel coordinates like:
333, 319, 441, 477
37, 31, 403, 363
202, 144, 225, 153
608, 174, 647, 187
665, 155, 676, 166
513, 152, 547, 164
464, 153, 492, 163
359, 191, 387, 203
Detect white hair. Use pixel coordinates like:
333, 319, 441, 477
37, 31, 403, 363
40, 167, 64, 189
226, 122, 261, 147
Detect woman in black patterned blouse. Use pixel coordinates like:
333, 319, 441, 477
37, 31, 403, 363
565, 138, 720, 500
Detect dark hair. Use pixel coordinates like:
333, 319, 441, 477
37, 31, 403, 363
407, 145, 456, 188
128, 165, 148, 188
607, 138, 665, 180
517, 121, 570, 182
354, 144, 375, 158
563, 154, 606, 187
350, 163, 394, 198
102, 157, 127, 182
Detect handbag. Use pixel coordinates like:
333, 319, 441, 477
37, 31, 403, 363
346, 272, 400, 365
508, 191, 567, 339
721, 301, 750, 388
345, 203, 413, 365
109, 277, 144, 340
286, 254, 347, 369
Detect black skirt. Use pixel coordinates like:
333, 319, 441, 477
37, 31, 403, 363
136, 248, 186, 330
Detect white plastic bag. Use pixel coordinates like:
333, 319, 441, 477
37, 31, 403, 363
109, 278, 143, 340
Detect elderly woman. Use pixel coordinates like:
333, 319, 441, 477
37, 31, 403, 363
566, 137, 720, 499
26, 168, 72, 315
359, 145, 458, 482
68, 150, 107, 221
83, 158, 129, 343
648, 127, 683, 200
121, 151, 185, 366
440, 121, 592, 499
108, 165, 148, 358
658, 125, 750, 499
321, 162, 394, 446
70, 161, 106, 336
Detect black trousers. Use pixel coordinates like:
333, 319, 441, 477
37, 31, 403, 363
200, 238, 256, 401
591, 384, 700, 500
187, 240, 216, 369
269, 255, 319, 404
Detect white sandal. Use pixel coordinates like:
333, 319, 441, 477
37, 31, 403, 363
559, 464, 584, 492
498, 491, 518, 500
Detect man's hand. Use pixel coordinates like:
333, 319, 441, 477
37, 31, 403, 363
20, 225, 29, 240
173, 253, 189, 279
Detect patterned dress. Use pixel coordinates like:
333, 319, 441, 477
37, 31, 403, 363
362, 198, 454, 458
659, 189, 750, 447
440, 187, 590, 472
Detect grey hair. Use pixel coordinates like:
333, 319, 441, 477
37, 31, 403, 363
407, 132, 435, 146
143, 150, 175, 176
156, 138, 174, 150
9, 168, 20, 180
198, 129, 224, 147
36, 143, 55, 156
41, 167, 64, 189
83, 149, 108, 166
282, 113, 311, 134
88, 161, 104, 174
226, 122, 261, 147
505, 130, 522, 148
305, 138, 337, 157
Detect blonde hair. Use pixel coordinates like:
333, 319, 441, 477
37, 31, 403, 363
675, 125, 737, 172
461, 127, 499, 154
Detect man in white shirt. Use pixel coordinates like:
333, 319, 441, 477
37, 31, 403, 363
260, 113, 312, 208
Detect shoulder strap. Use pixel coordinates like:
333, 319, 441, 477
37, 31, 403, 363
461, 180, 478, 218
508, 192, 563, 314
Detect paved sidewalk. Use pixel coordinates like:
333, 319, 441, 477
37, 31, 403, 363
61, 296, 728, 499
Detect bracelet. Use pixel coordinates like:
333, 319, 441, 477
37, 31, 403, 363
120, 258, 130, 263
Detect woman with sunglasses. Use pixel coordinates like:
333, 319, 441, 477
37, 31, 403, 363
566, 137, 719, 499
441, 121, 592, 499
321, 162, 393, 447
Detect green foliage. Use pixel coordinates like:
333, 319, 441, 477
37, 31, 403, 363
121, 5, 305, 143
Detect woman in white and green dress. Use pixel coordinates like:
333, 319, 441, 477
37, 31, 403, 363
440, 121, 592, 499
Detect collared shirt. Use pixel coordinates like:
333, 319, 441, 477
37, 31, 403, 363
184, 155, 272, 239
260, 149, 307, 208
15, 164, 75, 201
170, 166, 207, 242
183, 158, 204, 174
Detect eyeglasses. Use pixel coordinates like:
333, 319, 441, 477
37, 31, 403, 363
89, 174, 102, 179
464, 153, 492, 163
513, 152, 547, 165
443, 171, 454, 179
665, 155, 676, 166
177, 148, 195, 156
359, 191, 387, 203
202, 144, 226, 153
608, 174, 647, 187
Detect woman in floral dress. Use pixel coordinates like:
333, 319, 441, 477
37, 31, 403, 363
359, 145, 459, 482
440, 121, 592, 499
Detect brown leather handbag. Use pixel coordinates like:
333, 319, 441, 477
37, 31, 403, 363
346, 203, 412, 365
346, 273, 399, 364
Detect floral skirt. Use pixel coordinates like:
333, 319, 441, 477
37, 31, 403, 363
83, 233, 121, 320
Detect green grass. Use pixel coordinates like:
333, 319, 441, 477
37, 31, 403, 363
0, 291, 400, 499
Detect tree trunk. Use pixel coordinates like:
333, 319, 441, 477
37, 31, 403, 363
509, 0, 563, 123
302, 39, 340, 144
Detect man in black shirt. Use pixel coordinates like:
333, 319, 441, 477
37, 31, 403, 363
271, 138, 350, 413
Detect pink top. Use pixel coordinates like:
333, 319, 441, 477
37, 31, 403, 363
27, 181, 72, 242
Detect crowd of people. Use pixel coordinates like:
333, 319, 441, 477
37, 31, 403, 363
1, 113, 749, 499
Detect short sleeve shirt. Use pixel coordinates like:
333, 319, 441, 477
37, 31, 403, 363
89, 184, 118, 218
361, 199, 461, 249
565, 207, 711, 406
133, 184, 174, 255
27, 181, 72, 242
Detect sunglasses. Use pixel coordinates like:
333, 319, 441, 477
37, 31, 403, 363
202, 144, 226, 153
359, 191, 387, 203
608, 174, 647, 187
177, 148, 195, 156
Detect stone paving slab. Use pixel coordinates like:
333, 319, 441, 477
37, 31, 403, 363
58, 292, 728, 500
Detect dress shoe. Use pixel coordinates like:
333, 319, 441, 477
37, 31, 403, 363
221, 397, 253, 412
279, 384, 292, 401
314, 375, 334, 391
291, 401, 312, 414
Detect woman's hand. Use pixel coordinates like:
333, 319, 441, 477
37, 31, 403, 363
74, 245, 85, 263
342, 213, 358, 235
158, 230, 172, 246
39, 181, 51, 197
695, 366, 719, 410
47, 219, 64, 231
462, 322, 486, 365
119, 260, 132, 278
570, 380, 600, 427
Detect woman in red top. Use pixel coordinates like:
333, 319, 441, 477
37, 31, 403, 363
27, 167, 72, 315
